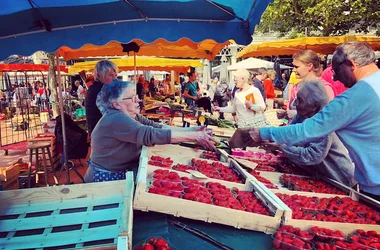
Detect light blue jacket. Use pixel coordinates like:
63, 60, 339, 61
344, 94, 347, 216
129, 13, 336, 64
261, 71, 380, 195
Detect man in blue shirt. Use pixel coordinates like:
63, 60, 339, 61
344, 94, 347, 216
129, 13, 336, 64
253, 68, 267, 102
245, 41, 380, 200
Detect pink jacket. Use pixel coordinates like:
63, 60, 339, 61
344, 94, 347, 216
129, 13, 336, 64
320, 65, 348, 96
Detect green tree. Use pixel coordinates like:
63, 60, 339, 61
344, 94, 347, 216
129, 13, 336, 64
258, 0, 380, 37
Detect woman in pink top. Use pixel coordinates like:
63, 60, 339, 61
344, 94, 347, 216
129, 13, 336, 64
288, 50, 334, 111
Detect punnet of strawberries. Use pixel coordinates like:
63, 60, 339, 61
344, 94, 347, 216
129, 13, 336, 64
276, 193, 380, 224
200, 151, 219, 161
191, 158, 244, 183
280, 174, 346, 195
148, 169, 272, 215
149, 156, 174, 168
274, 226, 380, 250
134, 237, 175, 250
249, 170, 278, 189
148, 156, 244, 184
272, 230, 313, 249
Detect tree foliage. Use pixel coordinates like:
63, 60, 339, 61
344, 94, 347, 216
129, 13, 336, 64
258, 0, 380, 37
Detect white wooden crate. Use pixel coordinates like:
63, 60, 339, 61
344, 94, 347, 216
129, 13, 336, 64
273, 190, 380, 235
0, 172, 134, 250
133, 147, 285, 234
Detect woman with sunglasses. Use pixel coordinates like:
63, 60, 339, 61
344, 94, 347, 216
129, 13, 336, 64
84, 79, 218, 183
279, 50, 335, 120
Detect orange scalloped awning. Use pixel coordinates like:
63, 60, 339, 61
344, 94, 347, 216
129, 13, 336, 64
58, 39, 234, 61
68, 57, 203, 74
238, 36, 380, 58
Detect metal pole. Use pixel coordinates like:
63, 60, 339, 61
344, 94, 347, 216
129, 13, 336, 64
55, 53, 70, 184
134, 52, 137, 84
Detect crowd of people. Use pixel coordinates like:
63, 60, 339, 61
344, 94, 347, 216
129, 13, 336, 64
73, 41, 380, 202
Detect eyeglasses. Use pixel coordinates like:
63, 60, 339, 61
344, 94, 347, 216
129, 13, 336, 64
331, 60, 347, 81
122, 95, 139, 102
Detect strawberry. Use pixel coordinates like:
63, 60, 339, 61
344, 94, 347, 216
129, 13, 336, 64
154, 238, 169, 248
142, 243, 154, 250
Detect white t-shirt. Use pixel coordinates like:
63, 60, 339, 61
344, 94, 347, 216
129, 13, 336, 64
77, 85, 84, 100
220, 86, 267, 128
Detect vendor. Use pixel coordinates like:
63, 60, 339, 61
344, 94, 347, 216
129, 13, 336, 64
85, 79, 218, 183
183, 72, 200, 107
245, 41, 380, 200
214, 69, 267, 128
85, 60, 118, 136
279, 79, 356, 187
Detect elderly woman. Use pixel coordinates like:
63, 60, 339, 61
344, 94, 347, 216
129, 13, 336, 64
214, 69, 267, 128
85, 79, 218, 182
85, 60, 118, 135
279, 80, 356, 186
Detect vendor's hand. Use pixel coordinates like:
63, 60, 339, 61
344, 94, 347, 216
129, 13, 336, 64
195, 131, 220, 151
213, 106, 221, 112
233, 115, 238, 123
245, 100, 253, 110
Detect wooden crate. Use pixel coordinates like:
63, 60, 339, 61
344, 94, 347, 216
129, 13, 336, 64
0, 175, 19, 190
0, 164, 20, 182
134, 148, 285, 234
245, 171, 352, 197
273, 190, 380, 235
0, 172, 134, 250
146, 144, 229, 164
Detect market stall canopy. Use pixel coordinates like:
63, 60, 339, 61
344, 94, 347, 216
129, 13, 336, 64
58, 39, 233, 61
227, 58, 291, 71
237, 36, 380, 58
0, 0, 273, 60
68, 57, 203, 74
0, 64, 68, 73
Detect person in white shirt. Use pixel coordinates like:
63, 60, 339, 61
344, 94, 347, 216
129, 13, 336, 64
75, 80, 85, 105
214, 69, 267, 128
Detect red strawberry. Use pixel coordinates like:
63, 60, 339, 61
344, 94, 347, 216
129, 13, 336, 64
142, 243, 154, 250
154, 238, 169, 248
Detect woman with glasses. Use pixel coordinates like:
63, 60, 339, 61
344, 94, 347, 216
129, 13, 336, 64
84, 79, 218, 183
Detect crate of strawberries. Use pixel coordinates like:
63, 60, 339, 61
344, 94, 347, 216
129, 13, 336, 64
275, 192, 380, 235
134, 162, 287, 234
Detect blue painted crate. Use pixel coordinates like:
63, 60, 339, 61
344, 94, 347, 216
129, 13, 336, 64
0, 172, 134, 250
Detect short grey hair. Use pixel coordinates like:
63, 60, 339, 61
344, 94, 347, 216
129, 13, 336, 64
94, 60, 119, 81
336, 41, 376, 67
257, 67, 268, 75
299, 79, 329, 109
96, 79, 134, 113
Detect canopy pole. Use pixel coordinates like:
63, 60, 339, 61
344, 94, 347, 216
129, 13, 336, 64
134, 52, 137, 84
55, 53, 70, 184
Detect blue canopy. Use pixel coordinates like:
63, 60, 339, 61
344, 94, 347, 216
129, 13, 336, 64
0, 0, 273, 60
